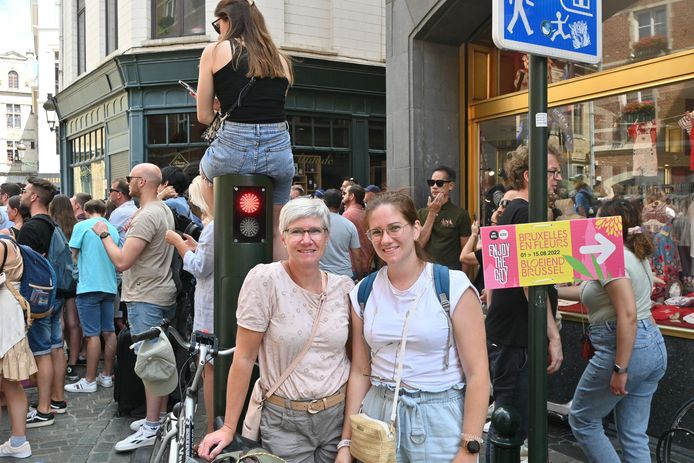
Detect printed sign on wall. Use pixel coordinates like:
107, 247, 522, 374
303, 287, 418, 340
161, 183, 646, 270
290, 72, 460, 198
481, 216, 625, 290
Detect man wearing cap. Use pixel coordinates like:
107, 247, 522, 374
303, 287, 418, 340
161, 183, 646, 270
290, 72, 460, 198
93, 163, 176, 452
417, 165, 472, 271
364, 184, 381, 204
319, 189, 361, 278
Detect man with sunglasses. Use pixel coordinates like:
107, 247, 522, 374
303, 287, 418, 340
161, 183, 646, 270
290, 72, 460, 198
417, 165, 472, 271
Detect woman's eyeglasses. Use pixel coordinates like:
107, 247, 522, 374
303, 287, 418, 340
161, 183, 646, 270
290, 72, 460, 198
426, 179, 452, 187
366, 223, 409, 241
211, 17, 224, 34
284, 227, 327, 239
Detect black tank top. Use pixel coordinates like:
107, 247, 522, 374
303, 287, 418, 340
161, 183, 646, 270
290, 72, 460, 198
213, 46, 288, 124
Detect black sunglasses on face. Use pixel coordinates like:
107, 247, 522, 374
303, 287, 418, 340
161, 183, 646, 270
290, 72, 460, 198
211, 17, 223, 34
427, 179, 452, 187
126, 176, 143, 183
499, 199, 512, 209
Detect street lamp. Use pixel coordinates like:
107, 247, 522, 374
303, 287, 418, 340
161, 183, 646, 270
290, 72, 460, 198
43, 93, 59, 132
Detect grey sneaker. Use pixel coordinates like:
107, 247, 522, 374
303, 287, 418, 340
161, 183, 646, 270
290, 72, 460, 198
0, 439, 32, 458
96, 373, 113, 388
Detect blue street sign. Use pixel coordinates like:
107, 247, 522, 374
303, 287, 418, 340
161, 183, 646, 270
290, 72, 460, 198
493, 0, 602, 64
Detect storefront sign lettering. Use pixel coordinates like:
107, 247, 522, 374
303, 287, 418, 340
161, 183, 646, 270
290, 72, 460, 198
481, 216, 625, 289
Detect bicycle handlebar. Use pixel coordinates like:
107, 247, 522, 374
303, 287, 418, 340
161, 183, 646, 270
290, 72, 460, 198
130, 318, 235, 357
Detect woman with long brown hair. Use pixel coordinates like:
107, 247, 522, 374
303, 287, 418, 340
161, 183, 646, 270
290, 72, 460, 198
197, 0, 294, 260
338, 191, 489, 463
0, 195, 30, 238
49, 194, 81, 383
557, 199, 667, 462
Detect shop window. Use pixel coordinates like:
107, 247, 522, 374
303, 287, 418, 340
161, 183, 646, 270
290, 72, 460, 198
477, 80, 694, 229
106, 0, 118, 55
6, 104, 21, 129
368, 120, 385, 151
151, 0, 205, 39
288, 115, 351, 149
7, 71, 18, 89
291, 116, 313, 146
146, 112, 207, 174
333, 119, 350, 148
77, 0, 86, 75
69, 127, 104, 165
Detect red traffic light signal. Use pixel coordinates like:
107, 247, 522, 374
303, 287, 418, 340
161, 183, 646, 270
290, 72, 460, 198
233, 186, 266, 243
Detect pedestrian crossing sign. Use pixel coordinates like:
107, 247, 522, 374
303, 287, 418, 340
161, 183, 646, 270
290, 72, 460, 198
493, 0, 602, 64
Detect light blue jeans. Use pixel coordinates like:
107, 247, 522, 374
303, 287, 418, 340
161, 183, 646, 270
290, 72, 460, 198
200, 121, 295, 205
569, 318, 667, 463
361, 383, 468, 462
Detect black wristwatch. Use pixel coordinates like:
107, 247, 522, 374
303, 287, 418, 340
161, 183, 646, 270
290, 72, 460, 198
613, 364, 628, 374
99, 231, 110, 240
461, 435, 483, 454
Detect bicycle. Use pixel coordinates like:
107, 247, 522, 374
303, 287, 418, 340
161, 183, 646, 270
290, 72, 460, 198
129, 319, 234, 463
656, 396, 694, 463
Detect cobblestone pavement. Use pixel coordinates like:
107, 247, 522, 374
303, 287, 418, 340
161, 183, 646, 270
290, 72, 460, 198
2, 369, 665, 463
0, 363, 207, 463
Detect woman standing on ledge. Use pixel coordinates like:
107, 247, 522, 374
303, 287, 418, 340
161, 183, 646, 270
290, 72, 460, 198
197, 0, 295, 261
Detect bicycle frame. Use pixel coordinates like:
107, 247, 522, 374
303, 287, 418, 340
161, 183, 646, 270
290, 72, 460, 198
147, 328, 234, 463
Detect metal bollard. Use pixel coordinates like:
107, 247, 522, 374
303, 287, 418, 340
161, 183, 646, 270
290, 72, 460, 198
490, 405, 524, 463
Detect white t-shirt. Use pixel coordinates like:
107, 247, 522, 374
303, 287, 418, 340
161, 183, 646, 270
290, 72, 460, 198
237, 262, 354, 400
349, 263, 477, 392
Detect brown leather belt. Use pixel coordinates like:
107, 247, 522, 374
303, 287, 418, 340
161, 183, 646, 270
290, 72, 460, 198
265, 385, 346, 414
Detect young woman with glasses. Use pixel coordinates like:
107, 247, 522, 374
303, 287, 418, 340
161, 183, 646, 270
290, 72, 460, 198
337, 191, 489, 463
198, 198, 354, 463
197, 0, 295, 261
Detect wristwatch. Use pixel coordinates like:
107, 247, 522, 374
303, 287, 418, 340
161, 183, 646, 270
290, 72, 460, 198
461, 434, 483, 454
613, 364, 628, 374
99, 231, 110, 240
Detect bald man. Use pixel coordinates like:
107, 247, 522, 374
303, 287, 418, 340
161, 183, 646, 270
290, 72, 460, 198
93, 163, 177, 452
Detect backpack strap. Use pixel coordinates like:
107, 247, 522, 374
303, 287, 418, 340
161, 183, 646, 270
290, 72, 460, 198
31, 214, 57, 231
432, 263, 454, 368
0, 239, 8, 273
356, 270, 379, 319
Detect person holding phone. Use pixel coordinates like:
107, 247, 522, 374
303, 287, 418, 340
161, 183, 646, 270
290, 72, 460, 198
196, 0, 294, 261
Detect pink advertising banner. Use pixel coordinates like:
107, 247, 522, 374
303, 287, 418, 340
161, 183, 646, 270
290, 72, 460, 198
481, 217, 626, 290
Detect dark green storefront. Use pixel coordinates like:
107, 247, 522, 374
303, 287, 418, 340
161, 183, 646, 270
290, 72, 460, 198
54, 49, 385, 197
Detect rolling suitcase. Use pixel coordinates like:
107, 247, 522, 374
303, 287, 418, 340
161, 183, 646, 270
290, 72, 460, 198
114, 326, 146, 417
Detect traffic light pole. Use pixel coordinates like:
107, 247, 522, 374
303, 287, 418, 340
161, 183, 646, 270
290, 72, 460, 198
527, 54, 549, 463
213, 174, 273, 418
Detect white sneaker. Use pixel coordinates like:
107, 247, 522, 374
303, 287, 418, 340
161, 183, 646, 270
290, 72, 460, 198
64, 378, 97, 393
114, 426, 157, 452
96, 373, 113, 388
130, 415, 166, 432
0, 439, 32, 459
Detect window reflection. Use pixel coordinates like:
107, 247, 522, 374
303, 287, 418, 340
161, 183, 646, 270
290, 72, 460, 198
478, 80, 694, 225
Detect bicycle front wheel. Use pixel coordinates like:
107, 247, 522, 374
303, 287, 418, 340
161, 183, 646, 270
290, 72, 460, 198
658, 397, 694, 463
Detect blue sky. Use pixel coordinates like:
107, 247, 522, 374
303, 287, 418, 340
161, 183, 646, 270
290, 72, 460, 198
0, 0, 34, 54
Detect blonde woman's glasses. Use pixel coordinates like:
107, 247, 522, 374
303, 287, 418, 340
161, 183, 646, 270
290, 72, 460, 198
366, 223, 409, 241
284, 227, 327, 239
